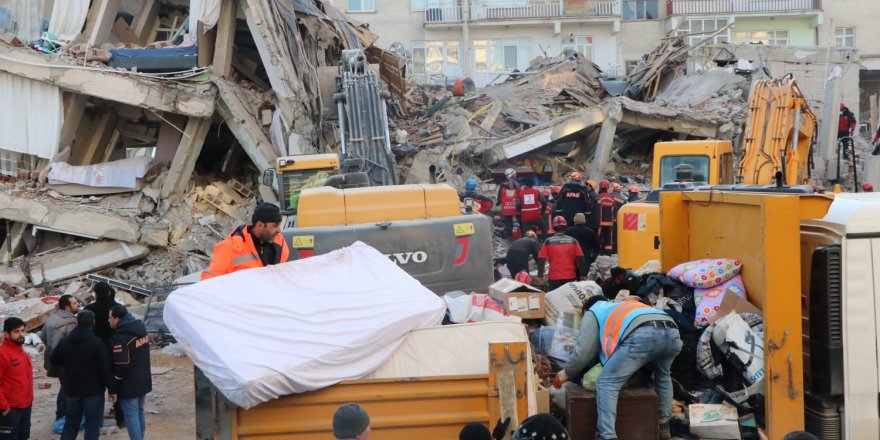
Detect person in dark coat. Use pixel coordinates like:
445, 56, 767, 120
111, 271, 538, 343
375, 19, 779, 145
505, 231, 544, 283
565, 213, 600, 274
51, 310, 116, 440
84, 281, 125, 427
554, 172, 590, 227
109, 305, 151, 440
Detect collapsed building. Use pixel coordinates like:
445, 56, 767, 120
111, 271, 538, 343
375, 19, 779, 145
0, 0, 873, 328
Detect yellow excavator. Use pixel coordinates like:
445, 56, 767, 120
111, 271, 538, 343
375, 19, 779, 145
618, 74, 818, 268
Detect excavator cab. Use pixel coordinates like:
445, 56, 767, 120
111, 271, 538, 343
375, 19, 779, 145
263, 153, 340, 217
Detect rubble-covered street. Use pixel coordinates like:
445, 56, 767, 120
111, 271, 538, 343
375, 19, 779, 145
1, 0, 880, 439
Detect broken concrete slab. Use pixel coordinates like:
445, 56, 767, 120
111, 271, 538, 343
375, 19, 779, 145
215, 78, 278, 172
29, 241, 150, 285
0, 192, 145, 243
0, 297, 57, 331
0, 46, 215, 118
481, 107, 606, 164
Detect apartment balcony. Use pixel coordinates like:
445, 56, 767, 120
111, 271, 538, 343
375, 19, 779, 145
424, 0, 621, 28
667, 0, 821, 16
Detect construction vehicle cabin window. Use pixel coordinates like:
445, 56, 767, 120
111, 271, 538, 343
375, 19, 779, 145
660, 155, 710, 184
280, 169, 334, 213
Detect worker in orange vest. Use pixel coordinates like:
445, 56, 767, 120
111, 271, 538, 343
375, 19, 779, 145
201, 203, 291, 280
555, 295, 681, 440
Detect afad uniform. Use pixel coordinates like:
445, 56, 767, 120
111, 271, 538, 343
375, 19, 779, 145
201, 225, 290, 280
537, 233, 586, 281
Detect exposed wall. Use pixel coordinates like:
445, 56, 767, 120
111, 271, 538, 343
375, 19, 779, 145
819, 0, 880, 68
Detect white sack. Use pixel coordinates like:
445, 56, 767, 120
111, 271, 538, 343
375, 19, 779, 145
188, 0, 221, 40
0, 72, 62, 159
47, 0, 89, 41
543, 280, 602, 326
164, 242, 446, 409
48, 157, 153, 188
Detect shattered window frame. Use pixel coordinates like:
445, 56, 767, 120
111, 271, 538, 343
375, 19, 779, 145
834, 27, 855, 48
733, 30, 789, 46
562, 35, 594, 60
347, 0, 376, 13
621, 0, 659, 20
410, 40, 462, 78
680, 18, 730, 46
472, 38, 532, 73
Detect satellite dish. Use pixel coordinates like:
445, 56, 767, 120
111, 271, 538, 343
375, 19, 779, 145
389, 42, 408, 58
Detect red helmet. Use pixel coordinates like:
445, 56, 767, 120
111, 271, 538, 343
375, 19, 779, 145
628, 185, 640, 193
514, 271, 533, 285
551, 185, 561, 195
599, 179, 610, 190
552, 216, 567, 228
863, 182, 874, 191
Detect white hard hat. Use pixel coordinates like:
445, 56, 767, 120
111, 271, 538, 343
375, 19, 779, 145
505, 168, 516, 178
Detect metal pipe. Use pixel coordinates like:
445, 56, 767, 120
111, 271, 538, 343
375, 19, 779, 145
5, 220, 10, 268
336, 98, 348, 158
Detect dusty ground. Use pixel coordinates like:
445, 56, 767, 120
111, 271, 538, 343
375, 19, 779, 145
30, 350, 195, 440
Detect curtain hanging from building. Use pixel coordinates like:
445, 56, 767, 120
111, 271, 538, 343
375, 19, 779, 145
47, 0, 90, 41
0, 72, 63, 160
0, 0, 45, 42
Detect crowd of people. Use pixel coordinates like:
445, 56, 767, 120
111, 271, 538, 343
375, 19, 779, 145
0, 283, 151, 440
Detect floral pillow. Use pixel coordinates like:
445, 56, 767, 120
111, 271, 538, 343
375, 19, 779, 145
669, 258, 742, 289
694, 275, 746, 327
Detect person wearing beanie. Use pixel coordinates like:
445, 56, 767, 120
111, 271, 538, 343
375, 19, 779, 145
565, 212, 600, 273
84, 281, 126, 427
332, 403, 370, 439
511, 414, 569, 440
459, 422, 492, 440
201, 202, 290, 280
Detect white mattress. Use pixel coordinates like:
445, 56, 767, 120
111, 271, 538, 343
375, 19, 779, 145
164, 242, 446, 409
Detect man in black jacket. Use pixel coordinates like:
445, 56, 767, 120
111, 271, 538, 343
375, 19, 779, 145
565, 212, 600, 274
84, 282, 124, 427
50, 310, 116, 440
554, 172, 591, 227
109, 305, 151, 440
505, 230, 544, 284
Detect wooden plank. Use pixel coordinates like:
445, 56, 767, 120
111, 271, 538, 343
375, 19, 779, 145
112, 17, 139, 45
488, 342, 528, 439
481, 102, 503, 132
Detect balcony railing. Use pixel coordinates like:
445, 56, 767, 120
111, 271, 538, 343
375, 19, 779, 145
667, 0, 821, 15
424, 1, 620, 24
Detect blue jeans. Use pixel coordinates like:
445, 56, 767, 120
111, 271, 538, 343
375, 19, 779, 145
120, 396, 146, 440
595, 325, 682, 440
62, 395, 104, 440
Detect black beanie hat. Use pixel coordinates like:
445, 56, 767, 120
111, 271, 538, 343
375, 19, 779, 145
459, 422, 492, 440
252, 203, 282, 224
511, 414, 569, 440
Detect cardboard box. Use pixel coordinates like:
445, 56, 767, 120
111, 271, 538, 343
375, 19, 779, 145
536, 384, 550, 414
688, 403, 741, 439
488, 278, 545, 319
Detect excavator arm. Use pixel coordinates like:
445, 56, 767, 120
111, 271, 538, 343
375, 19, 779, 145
737, 75, 817, 185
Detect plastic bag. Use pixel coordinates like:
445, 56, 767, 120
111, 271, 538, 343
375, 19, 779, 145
580, 364, 604, 391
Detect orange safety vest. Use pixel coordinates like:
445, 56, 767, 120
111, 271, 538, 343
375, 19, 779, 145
201, 225, 290, 280
592, 300, 664, 363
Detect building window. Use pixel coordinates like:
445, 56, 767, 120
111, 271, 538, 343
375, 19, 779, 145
622, 0, 658, 20
0, 150, 19, 177
411, 40, 462, 76
562, 35, 593, 59
411, 0, 425, 10
835, 27, 855, 48
473, 38, 531, 73
679, 19, 729, 46
347, 0, 375, 12
733, 30, 789, 46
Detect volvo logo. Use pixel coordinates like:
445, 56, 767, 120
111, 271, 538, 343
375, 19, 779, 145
385, 251, 428, 265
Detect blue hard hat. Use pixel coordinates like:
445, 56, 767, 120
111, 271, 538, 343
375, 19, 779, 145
466, 178, 477, 190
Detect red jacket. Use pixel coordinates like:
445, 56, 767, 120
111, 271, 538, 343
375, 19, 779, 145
0, 341, 33, 410
537, 233, 586, 280
202, 224, 290, 280
518, 187, 545, 222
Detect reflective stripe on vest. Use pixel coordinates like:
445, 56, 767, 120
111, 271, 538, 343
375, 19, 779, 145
591, 300, 665, 364
232, 253, 260, 267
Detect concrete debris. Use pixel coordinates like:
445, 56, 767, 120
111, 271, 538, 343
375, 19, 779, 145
28, 241, 151, 285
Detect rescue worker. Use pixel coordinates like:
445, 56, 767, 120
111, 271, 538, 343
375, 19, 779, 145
554, 295, 682, 440
586, 179, 600, 230
495, 168, 522, 239
555, 172, 591, 227
0, 317, 33, 440
537, 216, 588, 291
838, 103, 857, 159
110, 305, 151, 440
517, 181, 548, 239
565, 213, 600, 274
202, 203, 290, 280
332, 402, 371, 440
596, 180, 618, 255
505, 231, 543, 284
459, 178, 493, 214
627, 186, 642, 203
